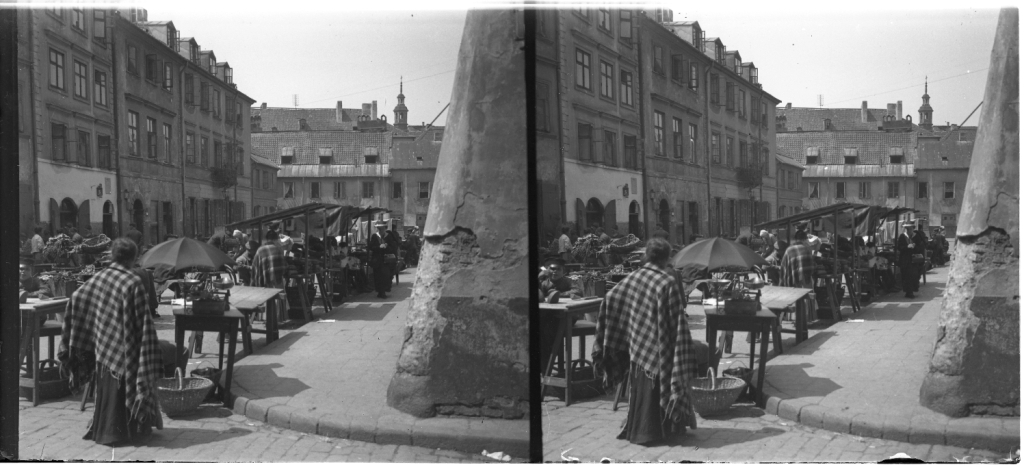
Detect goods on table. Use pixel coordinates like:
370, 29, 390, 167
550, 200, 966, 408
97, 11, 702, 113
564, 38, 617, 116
570, 235, 604, 263
79, 234, 112, 254
41, 234, 76, 263
603, 234, 641, 254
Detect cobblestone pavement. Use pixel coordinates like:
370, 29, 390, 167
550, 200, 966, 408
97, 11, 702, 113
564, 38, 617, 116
18, 397, 498, 462
543, 395, 1014, 463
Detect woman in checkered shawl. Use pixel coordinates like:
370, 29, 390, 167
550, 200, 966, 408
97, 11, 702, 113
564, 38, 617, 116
593, 237, 698, 445
59, 238, 163, 445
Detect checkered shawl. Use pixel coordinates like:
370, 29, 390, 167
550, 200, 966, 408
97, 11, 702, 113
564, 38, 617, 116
592, 264, 698, 428
60, 264, 163, 428
781, 244, 815, 287
252, 243, 286, 288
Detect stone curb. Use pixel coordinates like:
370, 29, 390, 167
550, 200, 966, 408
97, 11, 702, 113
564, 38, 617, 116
763, 392, 1020, 453
229, 393, 530, 459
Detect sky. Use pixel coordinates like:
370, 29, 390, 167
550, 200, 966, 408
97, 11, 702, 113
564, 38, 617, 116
666, 3, 1001, 127
145, 3, 467, 126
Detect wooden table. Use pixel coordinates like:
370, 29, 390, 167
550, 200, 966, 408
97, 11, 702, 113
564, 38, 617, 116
19, 298, 69, 406
228, 285, 285, 345
702, 304, 775, 407
759, 286, 813, 344
539, 297, 603, 406
172, 307, 244, 407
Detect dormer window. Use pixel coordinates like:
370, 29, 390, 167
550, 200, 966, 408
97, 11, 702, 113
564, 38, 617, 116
692, 27, 704, 52
958, 131, 971, 142
889, 147, 904, 164
319, 148, 333, 164
715, 44, 724, 64
190, 43, 199, 64
749, 66, 758, 85
843, 147, 858, 164
364, 147, 379, 164
280, 146, 294, 165
166, 25, 178, 51
433, 131, 443, 142
806, 146, 819, 165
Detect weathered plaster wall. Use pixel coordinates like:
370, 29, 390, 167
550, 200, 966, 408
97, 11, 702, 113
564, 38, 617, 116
386, 10, 529, 419
920, 8, 1019, 418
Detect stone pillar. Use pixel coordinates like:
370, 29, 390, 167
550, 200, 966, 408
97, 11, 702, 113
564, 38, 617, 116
920, 8, 1019, 418
386, 10, 529, 419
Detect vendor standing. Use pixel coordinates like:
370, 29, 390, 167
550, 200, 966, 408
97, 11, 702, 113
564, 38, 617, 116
593, 237, 698, 445
897, 221, 922, 298
58, 238, 163, 445
368, 221, 392, 299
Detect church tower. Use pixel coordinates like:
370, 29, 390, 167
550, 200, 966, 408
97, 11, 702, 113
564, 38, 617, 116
394, 78, 409, 130
918, 77, 933, 130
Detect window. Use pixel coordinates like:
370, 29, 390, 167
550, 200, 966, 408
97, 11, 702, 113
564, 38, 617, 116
200, 81, 209, 111
310, 182, 320, 199
146, 117, 157, 159
145, 53, 158, 82
844, 148, 858, 164
280, 146, 293, 165
762, 148, 770, 176
419, 182, 430, 199
578, 123, 593, 161
689, 61, 699, 91
51, 123, 67, 161
944, 182, 955, 199
393, 182, 403, 198
653, 112, 665, 156
126, 44, 137, 75
620, 70, 633, 106
725, 136, 733, 166
711, 132, 721, 164
575, 49, 591, 90
434, 131, 443, 142
184, 74, 194, 105
536, 82, 550, 132
364, 147, 379, 164
809, 182, 819, 199
887, 181, 900, 199
236, 148, 244, 175
76, 130, 90, 166
688, 124, 697, 164
73, 61, 87, 98
761, 101, 768, 127
185, 132, 195, 164
213, 89, 221, 117
917, 182, 928, 199
127, 112, 139, 156
597, 9, 611, 31
283, 182, 294, 199
603, 130, 617, 166
751, 100, 759, 125
725, 82, 735, 111
710, 74, 719, 104
213, 141, 223, 167
836, 182, 846, 199
738, 89, 747, 118
200, 136, 209, 166
163, 124, 172, 163
653, 44, 664, 74
958, 132, 971, 142
624, 135, 637, 170
599, 61, 614, 99
672, 118, 683, 159
49, 49, 65, 90
670, 55, 684, 82
163, 62, 172, 90
334, 182, 345, 198
859, 182, 871, 199
93, 70, 107, 106
618, 11, 633, 43
739, 141, 747, 167
889, 147, 904, 164
362, 182, 375, 199
93, 11, 106, 40
319, 147, 333, 164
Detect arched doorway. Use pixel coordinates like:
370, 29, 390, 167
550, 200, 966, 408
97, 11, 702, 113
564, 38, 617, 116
585, 198, 604, 234
133, 199, 144, 240
103, 201, 114, 237
628, 201, 640, 237
59, 198, 78, 234
658, 199, 671, 240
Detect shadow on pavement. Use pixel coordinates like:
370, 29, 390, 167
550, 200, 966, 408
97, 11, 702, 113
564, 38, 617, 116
775, 331, 836, 356
857, 303, 924, 321
233, 363, 311, 398
256, 331, 308, 356
164, 405, 235, 421
699, 404, 766, 420
642, 425, 786, 449
762, 363, 842, 398
145, 426, 252, 448
330, 303, 397, 321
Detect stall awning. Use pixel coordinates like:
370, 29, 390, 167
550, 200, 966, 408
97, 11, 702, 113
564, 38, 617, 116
225, 202, 342, 231
754, 202, 868, 231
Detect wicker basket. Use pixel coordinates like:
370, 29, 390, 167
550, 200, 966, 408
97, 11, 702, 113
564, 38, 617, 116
156, 368, 214, 416
690, 368, 746, 416
19, 359, 71, 401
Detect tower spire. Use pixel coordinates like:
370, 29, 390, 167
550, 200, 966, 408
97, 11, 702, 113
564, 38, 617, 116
394, 77, 409, 130
918, 76, 933, 130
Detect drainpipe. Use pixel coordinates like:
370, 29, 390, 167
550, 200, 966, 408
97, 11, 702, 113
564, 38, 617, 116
637, 14, 650, 238
178, 62, 186, 237
111, 15, 124, 237
554, 12, 567, 233
704, 57, 713, 237
28, 11, 40, 230
757, 88, 764, 223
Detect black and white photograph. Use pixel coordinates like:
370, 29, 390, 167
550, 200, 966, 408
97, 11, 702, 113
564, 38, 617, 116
2, 0, 1020, 464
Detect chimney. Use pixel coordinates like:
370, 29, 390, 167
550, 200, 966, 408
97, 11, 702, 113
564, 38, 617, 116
261, 102, 267, 110
785, 102, 792, 109
362, 103, 371, 117
372, 100, 378, 120
861, 101, 868, 122
897, 100, 903, 119
887, 103, 896, 116
336, 101, 344, 123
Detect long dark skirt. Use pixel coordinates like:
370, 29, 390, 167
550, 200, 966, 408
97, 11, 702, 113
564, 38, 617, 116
900, 261, 919, 293
617, 364, 687, 445
84, 364, 152, 445
371, 261, 391, 294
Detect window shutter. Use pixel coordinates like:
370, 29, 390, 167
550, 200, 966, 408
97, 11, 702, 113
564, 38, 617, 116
79, 199, 91, 233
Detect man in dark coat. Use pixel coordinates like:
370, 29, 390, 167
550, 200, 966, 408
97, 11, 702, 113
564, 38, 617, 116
896, 222, 920, 298
124, 223, 143, 247
367, 222, 392, 299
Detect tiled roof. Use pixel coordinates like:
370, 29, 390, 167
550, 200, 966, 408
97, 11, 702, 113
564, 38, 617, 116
251, 107, 396, 132
391, 131, 443, 170
278, 164, 390, 178
251, 131, 392, 167
775, 152, 804, 169
250, 149, 279, 169
775, 107, 899, 132
776, 131, 918, 166
916, 127, 976, 169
